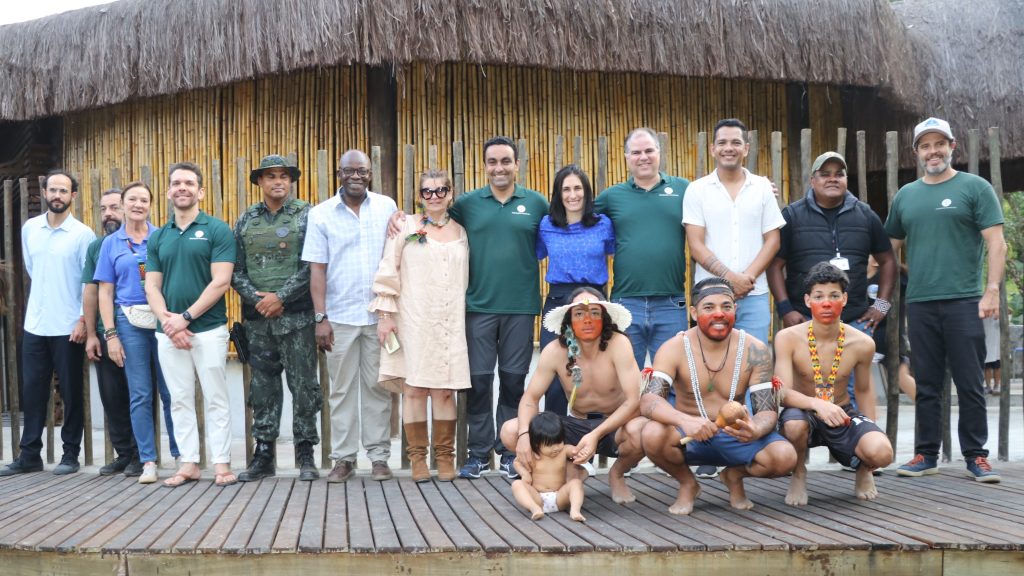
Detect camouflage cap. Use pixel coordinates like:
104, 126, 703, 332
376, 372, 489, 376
250, 155, 301, 185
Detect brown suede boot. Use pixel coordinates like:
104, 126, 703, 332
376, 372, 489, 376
404, 421, 431, 482
433, 419, 457, 481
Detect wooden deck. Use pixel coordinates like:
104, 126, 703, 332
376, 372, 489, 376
2, 464, 1024, 575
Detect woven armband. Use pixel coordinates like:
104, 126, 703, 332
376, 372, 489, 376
749, 381, 779, 415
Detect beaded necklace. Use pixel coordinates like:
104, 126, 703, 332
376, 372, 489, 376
808, 322, 845, 403
682, 330, 746, 420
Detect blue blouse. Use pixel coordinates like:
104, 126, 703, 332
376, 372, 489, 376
536, 214, 615, 285
93, 223, 158, 306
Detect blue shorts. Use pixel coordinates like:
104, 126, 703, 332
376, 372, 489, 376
678, 429, 787, 467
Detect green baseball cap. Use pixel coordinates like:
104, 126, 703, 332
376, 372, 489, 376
250, 155, 301, 185
810, 151, 847, 174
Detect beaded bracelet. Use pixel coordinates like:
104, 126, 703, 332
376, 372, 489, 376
871, 298, 892, 315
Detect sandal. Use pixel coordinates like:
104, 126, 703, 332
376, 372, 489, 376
215, 471, 238, 487
163, 471, 200, 488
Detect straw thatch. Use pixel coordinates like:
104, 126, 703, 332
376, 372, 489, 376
891, 0, 1024, 158
0, 0, 921, 121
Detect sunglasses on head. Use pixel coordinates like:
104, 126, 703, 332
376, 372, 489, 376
419, 186, 451, 199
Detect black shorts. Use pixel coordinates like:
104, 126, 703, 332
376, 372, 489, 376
780, 405, 882, 468
560, 414, 619, 457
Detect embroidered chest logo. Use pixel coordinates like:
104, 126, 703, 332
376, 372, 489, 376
937, 198, 956, 210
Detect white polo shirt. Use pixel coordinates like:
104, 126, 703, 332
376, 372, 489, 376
302, 190, 397, 326
22, 212, 96, 336
682, 168, 785, 295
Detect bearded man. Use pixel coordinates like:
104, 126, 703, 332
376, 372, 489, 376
634, 277, 795, 514
499, 286, 645, 504
775, 262, 893, 505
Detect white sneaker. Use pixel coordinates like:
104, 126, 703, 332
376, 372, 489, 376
139, 462, 158, 484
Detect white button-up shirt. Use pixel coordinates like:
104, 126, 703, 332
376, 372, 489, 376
21, 212, 96, 336
683, 168, 785, 295
302, 190, 397, 326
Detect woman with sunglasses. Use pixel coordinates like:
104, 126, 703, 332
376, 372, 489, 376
370, 169, 470, 482
94, 182, 180, 484
536, 165, 615, 415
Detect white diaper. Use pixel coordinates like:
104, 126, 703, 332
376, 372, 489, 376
540, 491, 559, 514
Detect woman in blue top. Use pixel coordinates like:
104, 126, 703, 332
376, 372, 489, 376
536, 165, 616, 415
95, 182, 177, 484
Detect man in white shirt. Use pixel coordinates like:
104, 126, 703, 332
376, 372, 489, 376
304, 149, 397, 483
683, 118, 785, 345
2, 170, 95, 477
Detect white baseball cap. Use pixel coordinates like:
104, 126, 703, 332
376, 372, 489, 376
913, 117, 955, 147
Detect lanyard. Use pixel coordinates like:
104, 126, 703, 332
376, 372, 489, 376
125, 239, 146, 287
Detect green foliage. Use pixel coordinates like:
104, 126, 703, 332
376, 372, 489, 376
1003, 191, 1024, 323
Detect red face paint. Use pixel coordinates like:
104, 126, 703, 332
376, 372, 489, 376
809, 300, 844, 324
696, 310, 735, 341
571, 305, 604, 342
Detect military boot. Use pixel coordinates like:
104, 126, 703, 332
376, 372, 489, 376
238, 440, 276, 482
296, 441, 319, 481
404, 421, 431, 482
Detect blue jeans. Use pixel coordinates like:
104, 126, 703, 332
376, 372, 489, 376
116, 311, 179, 462
614, 295, 688, 369
734, 292, 770, 345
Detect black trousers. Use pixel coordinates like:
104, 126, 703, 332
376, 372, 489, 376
907, 298, 989, 459
19, 332, 86, 462
95, 337, 138, 458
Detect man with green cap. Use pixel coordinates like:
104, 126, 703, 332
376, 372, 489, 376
232, 154, 321, 481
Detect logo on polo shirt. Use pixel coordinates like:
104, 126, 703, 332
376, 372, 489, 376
937, 198, 956, 210
512, 204, 532, 216
190, 230, 208, 241
659, 187, 676, 197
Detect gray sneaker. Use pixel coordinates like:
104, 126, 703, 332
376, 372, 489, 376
53, 456, 80, 475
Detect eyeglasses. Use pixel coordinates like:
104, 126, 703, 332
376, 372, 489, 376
419, 186, 450, 199
340, 167, 369, 177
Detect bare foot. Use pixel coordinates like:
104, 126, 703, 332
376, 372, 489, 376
854, 466, 878, 500
720, 466, 754, 510
785, 469, 808, 506
668, 478, 701, 515
531, 509, 545, 520
609, 470, 636, 504
570, 509, 586, 522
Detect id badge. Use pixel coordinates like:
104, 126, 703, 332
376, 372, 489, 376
830, 256, 850, 271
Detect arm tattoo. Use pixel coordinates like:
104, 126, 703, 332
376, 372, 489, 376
746, 341, 774, 384
705, 255, 729, 277
641, 370, 673, 398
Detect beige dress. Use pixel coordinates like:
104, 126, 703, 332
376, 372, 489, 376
370, 216, 471, 390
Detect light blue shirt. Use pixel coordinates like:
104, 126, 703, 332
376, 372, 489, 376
93, 223, 158, 306
302, 190, 397, 326
21, 212, 96, 336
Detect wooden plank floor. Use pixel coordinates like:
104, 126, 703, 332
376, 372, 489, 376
2, 463, 1024, 574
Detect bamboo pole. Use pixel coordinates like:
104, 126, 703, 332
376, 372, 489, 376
856, 131, 868, 203
989, 127, 1010, 462
884, 131, 901, 451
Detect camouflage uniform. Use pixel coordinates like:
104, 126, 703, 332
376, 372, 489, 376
232, 199, 320, 445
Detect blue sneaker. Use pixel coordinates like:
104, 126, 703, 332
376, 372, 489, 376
965, 456, 1001, 483
458, 456, 485, 479
896, 454, 938, 477
499, 454, 519, 479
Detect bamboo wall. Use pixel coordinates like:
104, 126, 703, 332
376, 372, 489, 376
397, 62, 843, 202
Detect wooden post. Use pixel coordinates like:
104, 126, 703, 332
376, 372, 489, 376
800, 129, 812, 194
856, 131, 868, 203
572, 135, 582, 166
596, 136, 608, 193
770, 132, 784, 206
110, 167, 122, 191
196, 372, 206, 469
941, 367, 952, 462
657, 132, 669, 173
746, 130, 759, 173
403, 145, 416, 213
967, 129, 980, 175
212, 160, 223, 220
452, 141, 465, 198
235, 157, 254, 467
372, 146, 384, 197
989, 127, 1010, 462
554, 135, 565, 170
88, 169, 105, 466
695, 132, 707, 179
4, 180, 22, 459
517, 139, 529, 187
884, 131, 901, 450
836, 127, 847, 158
316, 154, 330, 468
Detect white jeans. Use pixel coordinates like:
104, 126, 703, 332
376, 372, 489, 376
325, 322, 391, 463
156, 325, 231, 464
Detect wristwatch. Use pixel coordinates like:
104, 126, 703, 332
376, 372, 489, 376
181, 310, 193, 322
314, 312, 328, 323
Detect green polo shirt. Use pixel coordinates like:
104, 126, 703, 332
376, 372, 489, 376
81, 236, 106, 334
147, 211, 236, 333
449, 184, 549, 314
884, 171, 1004, 303
595, 173, 689, 298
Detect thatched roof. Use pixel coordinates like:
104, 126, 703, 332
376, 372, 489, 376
0, 0, 921, 121
891, 0, 1024, 159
